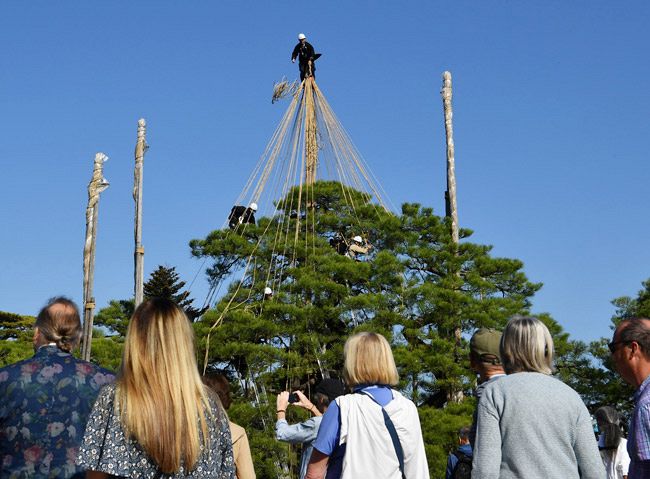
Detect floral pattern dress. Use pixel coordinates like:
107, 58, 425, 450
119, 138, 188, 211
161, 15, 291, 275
77, 383, 236, 478
0, 345, 115, 478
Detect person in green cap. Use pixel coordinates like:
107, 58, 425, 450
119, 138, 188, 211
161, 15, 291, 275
468, 328, 505, 447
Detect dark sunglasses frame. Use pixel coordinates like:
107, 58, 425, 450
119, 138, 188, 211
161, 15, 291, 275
608, 340, 630, 354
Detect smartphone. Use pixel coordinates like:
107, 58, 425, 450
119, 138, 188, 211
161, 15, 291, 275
288, 392, 299, 403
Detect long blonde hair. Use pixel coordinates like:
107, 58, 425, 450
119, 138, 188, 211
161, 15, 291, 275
116, 298, 212, 473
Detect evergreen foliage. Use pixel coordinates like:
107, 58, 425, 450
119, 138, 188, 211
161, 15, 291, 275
0, 311, 34, 366
189, 181, 541, 477
143, 265, 205, 321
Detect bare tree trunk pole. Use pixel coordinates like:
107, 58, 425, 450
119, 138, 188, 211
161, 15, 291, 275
442, 71, 459, 243
81, 153, 109, 361
133, 119, 148, 307
441, 71, 463, 403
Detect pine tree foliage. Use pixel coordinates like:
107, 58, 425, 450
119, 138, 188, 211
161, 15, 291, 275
0, 311, 35, 366
190, 181, 541, 476
144, 265, 205, 321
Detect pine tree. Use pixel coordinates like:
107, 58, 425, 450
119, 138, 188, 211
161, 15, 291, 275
0, 311, 35, 366
190, 181, 541, 476
144, 265, 205, 321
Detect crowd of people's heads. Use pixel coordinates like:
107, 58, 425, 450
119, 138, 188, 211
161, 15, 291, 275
5, 294, 650, 478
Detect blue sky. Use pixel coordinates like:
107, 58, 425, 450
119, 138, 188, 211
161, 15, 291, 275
1, 2, 648, 342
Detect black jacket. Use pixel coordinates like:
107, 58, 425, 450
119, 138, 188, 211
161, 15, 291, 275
291, 41, 316, 66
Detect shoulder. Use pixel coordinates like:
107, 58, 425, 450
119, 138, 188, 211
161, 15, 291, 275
230, 422, 246, 442
0, 353, 37, 376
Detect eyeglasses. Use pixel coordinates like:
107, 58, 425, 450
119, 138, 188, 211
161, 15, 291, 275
608, 340, 630, 354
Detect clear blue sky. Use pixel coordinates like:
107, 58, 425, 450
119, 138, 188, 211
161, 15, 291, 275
1, 2, 648, 343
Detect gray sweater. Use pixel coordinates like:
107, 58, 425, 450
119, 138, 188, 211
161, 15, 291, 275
472, 372, 605, 479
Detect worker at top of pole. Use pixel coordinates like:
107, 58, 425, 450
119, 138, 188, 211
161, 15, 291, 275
291, 33, 321, 82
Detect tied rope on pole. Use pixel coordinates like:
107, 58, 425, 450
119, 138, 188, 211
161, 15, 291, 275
81, 153, 109, 361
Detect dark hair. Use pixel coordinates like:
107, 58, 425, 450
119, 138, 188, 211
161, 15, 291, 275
595, 406, 622, 450
35, 297, 82, 352
459, 426, 471, 440
313, 392, 331, 413
617, 318, 650, 358
203, 372, 232, 410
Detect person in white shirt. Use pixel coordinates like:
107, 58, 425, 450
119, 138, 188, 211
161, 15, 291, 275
595, 406, 631, 479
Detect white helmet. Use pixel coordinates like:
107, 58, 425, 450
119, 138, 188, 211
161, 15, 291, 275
264, 287, 273, 296
298, 33, 306, 40
352, 235, 363, 243
249, 202, 258, 211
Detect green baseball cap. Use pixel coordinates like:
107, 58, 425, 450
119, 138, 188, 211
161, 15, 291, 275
470, 328, 502, 365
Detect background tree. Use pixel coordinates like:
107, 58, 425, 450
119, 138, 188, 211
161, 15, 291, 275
144, 265, 205, 321
0, 311, 34, 366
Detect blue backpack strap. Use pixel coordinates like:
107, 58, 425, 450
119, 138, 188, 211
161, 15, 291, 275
357, 390, 406, 479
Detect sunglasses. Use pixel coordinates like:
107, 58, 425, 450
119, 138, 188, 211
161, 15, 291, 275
608, 340, 630, 354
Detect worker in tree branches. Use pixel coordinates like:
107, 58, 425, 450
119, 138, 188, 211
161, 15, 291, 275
228, 202, 257, 229
347, 235, 372, 260
291, 33, 321, 82
329, 233, 348, 255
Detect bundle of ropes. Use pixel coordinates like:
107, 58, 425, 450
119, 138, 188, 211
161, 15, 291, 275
194, 77, 395, 374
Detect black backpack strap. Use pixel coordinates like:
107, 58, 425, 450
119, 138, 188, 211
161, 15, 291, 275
357, 390, 406, 479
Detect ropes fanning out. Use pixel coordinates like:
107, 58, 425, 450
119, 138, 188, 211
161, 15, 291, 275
194, 77, 394, 373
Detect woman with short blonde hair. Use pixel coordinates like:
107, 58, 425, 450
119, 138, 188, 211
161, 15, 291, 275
473, 316, 605, 479
78, 298, 235, 478
343, 331, 399, 387
306, 332, 429, 479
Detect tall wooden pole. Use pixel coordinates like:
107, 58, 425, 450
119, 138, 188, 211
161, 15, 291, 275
133, 119, 148, 307
304, 79, 318, 186
81, 153, 109, 361
442, 71, 459, 244
441, 71, 463, 403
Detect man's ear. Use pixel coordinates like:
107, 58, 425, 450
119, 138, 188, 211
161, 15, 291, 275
629, 341, 642, 359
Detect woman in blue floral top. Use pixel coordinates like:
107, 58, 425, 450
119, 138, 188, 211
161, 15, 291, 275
77, 298, 235, 478
0, 297, 115, 479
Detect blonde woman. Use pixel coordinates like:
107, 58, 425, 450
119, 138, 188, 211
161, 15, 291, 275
77, 298, 235, 478
305, 332, 429, 479
473, 316, 605, 479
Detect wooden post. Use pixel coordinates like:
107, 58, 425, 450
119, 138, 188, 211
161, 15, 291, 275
441, 71, 463, 403
304, 79, 318, 186
133, 119, 148, 307
442, 71, 459, 244
81, 153, 109, 361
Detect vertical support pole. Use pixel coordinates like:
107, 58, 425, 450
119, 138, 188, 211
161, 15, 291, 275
441, 71, 463, 403
304, 79, 318, 186
81, 153, 109, 361
133, 118, 148, 308
442, 71, 459, 244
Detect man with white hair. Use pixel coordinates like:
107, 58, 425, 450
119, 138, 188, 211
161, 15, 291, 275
291, 33, 319, 81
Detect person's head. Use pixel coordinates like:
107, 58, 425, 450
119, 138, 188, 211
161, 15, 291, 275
500, 316, 554, 375
298, 33, 306, 42
610, 318, 650, 387
458, 425, 471, 445
34, 297, 82, 352
469, 328, 503, 376
203, 372, 232, 410
312, 378, 345, 413
343, 332, 398, 387
117, 298, 214, 474
249, 202, 258, 212
594, 406, 623, 449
